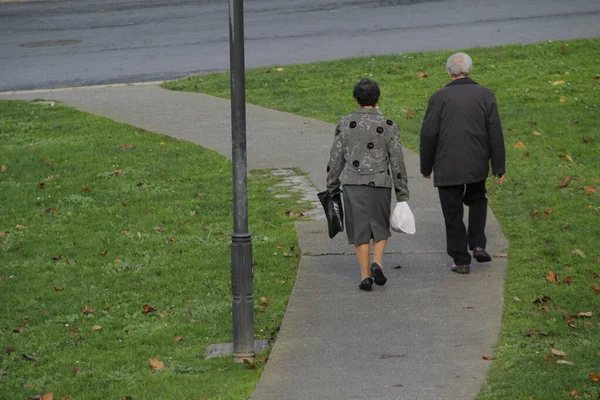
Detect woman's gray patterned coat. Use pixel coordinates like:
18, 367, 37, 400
326, 108, 409, 202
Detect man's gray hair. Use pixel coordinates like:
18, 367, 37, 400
446, 53, 472, 77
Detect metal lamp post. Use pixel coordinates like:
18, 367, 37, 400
228, 0, 255, 363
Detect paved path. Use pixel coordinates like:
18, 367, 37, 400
0, 84, 507, 399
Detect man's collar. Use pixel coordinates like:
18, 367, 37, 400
445, 77, 479, 87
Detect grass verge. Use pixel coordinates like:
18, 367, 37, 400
0, 100, 309, 399
165, 38, 600, 399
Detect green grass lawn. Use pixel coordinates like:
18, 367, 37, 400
165, 38, 600, 399
0, 101, 309, 399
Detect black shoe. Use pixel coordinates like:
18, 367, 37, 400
472, 247, 492, 263
359, 277, 373, 291
451, 264, 470, 274
370, 263, 387, 286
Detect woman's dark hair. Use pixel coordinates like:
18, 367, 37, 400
353, 78, 380, 107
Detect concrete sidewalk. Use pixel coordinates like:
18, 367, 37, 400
0, 84, 508, 399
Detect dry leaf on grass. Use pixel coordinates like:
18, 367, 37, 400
556, 176, 573, 188
546, 270, 558, 284
551, 348, 567, 357
556, 360, 574, 365
578, 311, 593, 318
589, 372, 600, 382
148, 358, 164, 373
482, 355, 494, 360
142, 304, 156, 315
82, 305, 95, 315
571, 249, 585, 257
172, 336, 184, 342
91, 325, 102, 331
513, 141, 526, 148
416, 71, 428, 79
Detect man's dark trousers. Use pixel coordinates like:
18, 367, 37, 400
437, 180, 488, 266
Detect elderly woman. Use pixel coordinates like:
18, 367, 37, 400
327, 78, 409, 291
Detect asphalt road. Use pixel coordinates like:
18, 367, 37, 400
1, 0, 599, 91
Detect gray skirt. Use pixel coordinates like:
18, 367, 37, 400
342, 185, 392, 245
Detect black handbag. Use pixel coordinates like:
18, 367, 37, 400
317, 188, 344, 239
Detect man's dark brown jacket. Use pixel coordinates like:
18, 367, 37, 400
420, 77, 505, 187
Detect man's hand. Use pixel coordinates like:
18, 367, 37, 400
495, 174, 505, 184
423, 175, 431, 179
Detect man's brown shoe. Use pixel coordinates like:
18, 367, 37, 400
451, 264, 470, 274
473, 247, 492, 263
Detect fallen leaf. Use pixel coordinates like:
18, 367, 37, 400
81, 187, 92, 193
416, 71, 428, 79
556, 176, 573, 188
583, 186, 597, 194
114, 169, 123, 176
99, 250, 107, 256
521, 152, 529, 158
482, 355, 494, 360
41, 393, 53, 400
556, 360, 574, 365
91, 325, 102, 331
243, 359, 256, 370
513, 297, 521, 302
569, 389, 581, 398
0, 165, 6, 172
508, 127, 517, 132
530, 209, 539, 217
55, 287, 64, 292
526, 329, 539, 336
153, 226, 163, 232
593, 284, 600, 295
172, 336, 184, 342
67, 327, 80, 336
22, 354, 39, 361
12, 326, 25, 333
594, 75, 600, 81
260, 296, 269, 307
543, 355, 555, 361
275, 244, 285, 249
148, 357, 164, 373
142, 304, 156, 315
546, 270, 558, 283
61, 395, 72, 400
513, 141, 526, 148
562, 276, 573, 285
82, 304, 95, 315
16, 224, 25, 229
551, 348, 567, 357
189, 210, 196, 216
578, 311, 593, 318
119, 143, 134, 149
532, 131, 542, 136
285, 210, 304, 218
571, 249, 585, 258
405, 109, 416, 119
552, 80, 566, 86
589, 372, 600, 382
543, 208, 552, 218
121, 231, 131, 236
582, 136, 590, 143
528, 121, 537, 127
560, 97, 567, 103
572, 119, 580, 124
160, 313, 165, 319
560, 154, 574, 162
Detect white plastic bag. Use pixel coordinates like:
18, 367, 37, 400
390, 201, 416, 234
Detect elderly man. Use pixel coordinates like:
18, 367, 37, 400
420, 53, 505, 274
